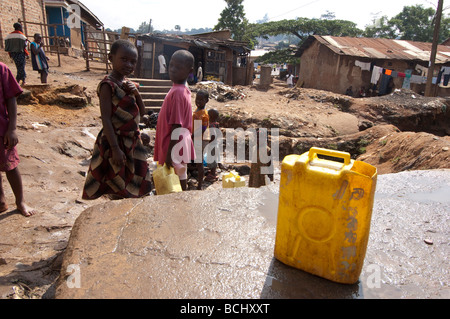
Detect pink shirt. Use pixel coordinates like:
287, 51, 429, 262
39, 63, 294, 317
154, 84, 195, 164
0, 62, 23, 136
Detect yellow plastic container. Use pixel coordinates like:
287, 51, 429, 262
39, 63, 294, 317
152, 164, 182, 195
274, 147, 377, 284
222, 171, 246, 188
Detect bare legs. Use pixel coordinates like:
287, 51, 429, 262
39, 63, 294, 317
0, 168, 36, 217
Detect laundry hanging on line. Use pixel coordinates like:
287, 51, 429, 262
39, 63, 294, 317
355, 60, 371, 71
370, 66, 383, 84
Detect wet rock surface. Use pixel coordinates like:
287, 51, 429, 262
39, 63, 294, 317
55, 170, 449, 299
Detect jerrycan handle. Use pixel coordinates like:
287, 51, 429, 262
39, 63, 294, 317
308, 147, 351, 166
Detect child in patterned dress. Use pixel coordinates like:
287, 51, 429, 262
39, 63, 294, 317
82, 40, 152, 199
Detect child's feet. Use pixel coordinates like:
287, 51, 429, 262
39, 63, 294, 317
205, 174, 218, 182
0, 202, 8, 213
17, 203, 36, 217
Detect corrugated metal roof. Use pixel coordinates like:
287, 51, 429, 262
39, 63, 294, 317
137, 32, 250, 53
297, 35, 450, 64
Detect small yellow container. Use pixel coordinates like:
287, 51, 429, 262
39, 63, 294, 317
152, 164, 182, 195
274, 147, 377, 284
222, 171, 246, 188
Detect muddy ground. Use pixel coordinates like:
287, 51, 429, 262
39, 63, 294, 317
0, 51, 449, 299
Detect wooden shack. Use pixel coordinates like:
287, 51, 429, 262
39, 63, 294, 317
296, 35, 450, 97
135, 30, 252, 86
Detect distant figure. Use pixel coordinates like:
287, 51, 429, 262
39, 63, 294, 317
205, 108, 220, 183
82, 39, 152, 200
30, 33, 49, 84
192, 90, 210, 190
154, 50, 196, 191
358, 86, 366, 98
345, 86, 353, 96
0, 62, 36, 217
4, 23, 29, 85
197, 62, 203, 82
386, 77, 395, 94
286, 73, 294, 88
158, 53, 167, 79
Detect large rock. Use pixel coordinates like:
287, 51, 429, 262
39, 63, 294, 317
55, 170, 450, 299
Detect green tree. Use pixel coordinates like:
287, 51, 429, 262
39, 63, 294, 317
364, 5, 450, 43
251, 16, 362, 64
214, 0, 251, 44
363, 16, 394, 38
251, 17, 362, 44
255, 47, 299, 65
136, 21, 153, 34
390, 5, 437, 41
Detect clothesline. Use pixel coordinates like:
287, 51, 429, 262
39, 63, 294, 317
355, 60, 450, 87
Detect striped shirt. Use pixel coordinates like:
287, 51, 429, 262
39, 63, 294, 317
5, 32, 27, 53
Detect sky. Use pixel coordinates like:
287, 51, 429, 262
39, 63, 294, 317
79, 0, 440, 32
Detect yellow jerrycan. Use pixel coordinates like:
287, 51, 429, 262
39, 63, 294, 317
274, 147, 377, 284
152, 164, 182, 195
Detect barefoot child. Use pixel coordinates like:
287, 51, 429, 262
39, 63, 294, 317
192, 90, 209, 189
82, 39, 152, 199
154, 50, 196, 191
0, 62, 36, 217
30, 33, 50, 84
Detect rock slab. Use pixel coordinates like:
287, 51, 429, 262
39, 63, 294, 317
55, 170, 450, 299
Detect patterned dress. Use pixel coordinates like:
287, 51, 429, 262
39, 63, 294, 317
82, 76, 152, 199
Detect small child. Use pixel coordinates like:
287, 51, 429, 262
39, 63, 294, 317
154, 50, 196, 191
205, 108, 220, 182
192, 90, 209, 189
82, 39, 152, 200
0, 62, 36, 217
30, 33, 50, 84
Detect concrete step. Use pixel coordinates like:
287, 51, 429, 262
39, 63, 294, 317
129, 78, 172, 87
130, 78, 169, 119
138, 86, 171, 93
140, 92, 167, 100
145, 106, 161, 113
143, 99, 164, 107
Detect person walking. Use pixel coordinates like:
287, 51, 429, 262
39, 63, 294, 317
4, 23, 29, 86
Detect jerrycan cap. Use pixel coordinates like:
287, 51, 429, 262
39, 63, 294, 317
307, 147, 353, 171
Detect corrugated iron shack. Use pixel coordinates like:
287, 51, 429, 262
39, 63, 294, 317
296, 35, 450, 97
135, 30, 252, 86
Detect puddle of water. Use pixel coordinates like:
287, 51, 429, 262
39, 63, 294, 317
257, 190, 279, 227
406, 185, 450, 203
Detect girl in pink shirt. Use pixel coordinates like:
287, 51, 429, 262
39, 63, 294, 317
154, 50, 196, 190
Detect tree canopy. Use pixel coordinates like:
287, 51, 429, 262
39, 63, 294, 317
214, 0, 255, 46
251, 18, 363, 43
364, 4, 450, 43
214, 0, 248, 40
254, 4, 450, 64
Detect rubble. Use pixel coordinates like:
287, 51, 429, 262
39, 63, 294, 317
191, 81, 247, 102
18, 84, 91, 108
142, 111, 159, 129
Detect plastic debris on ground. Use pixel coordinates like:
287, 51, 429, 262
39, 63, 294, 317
191, 81, 247, 102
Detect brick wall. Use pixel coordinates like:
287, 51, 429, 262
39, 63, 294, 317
0, 0, 47, 48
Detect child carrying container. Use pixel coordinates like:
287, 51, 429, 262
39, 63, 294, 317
154, 50, 196, 191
